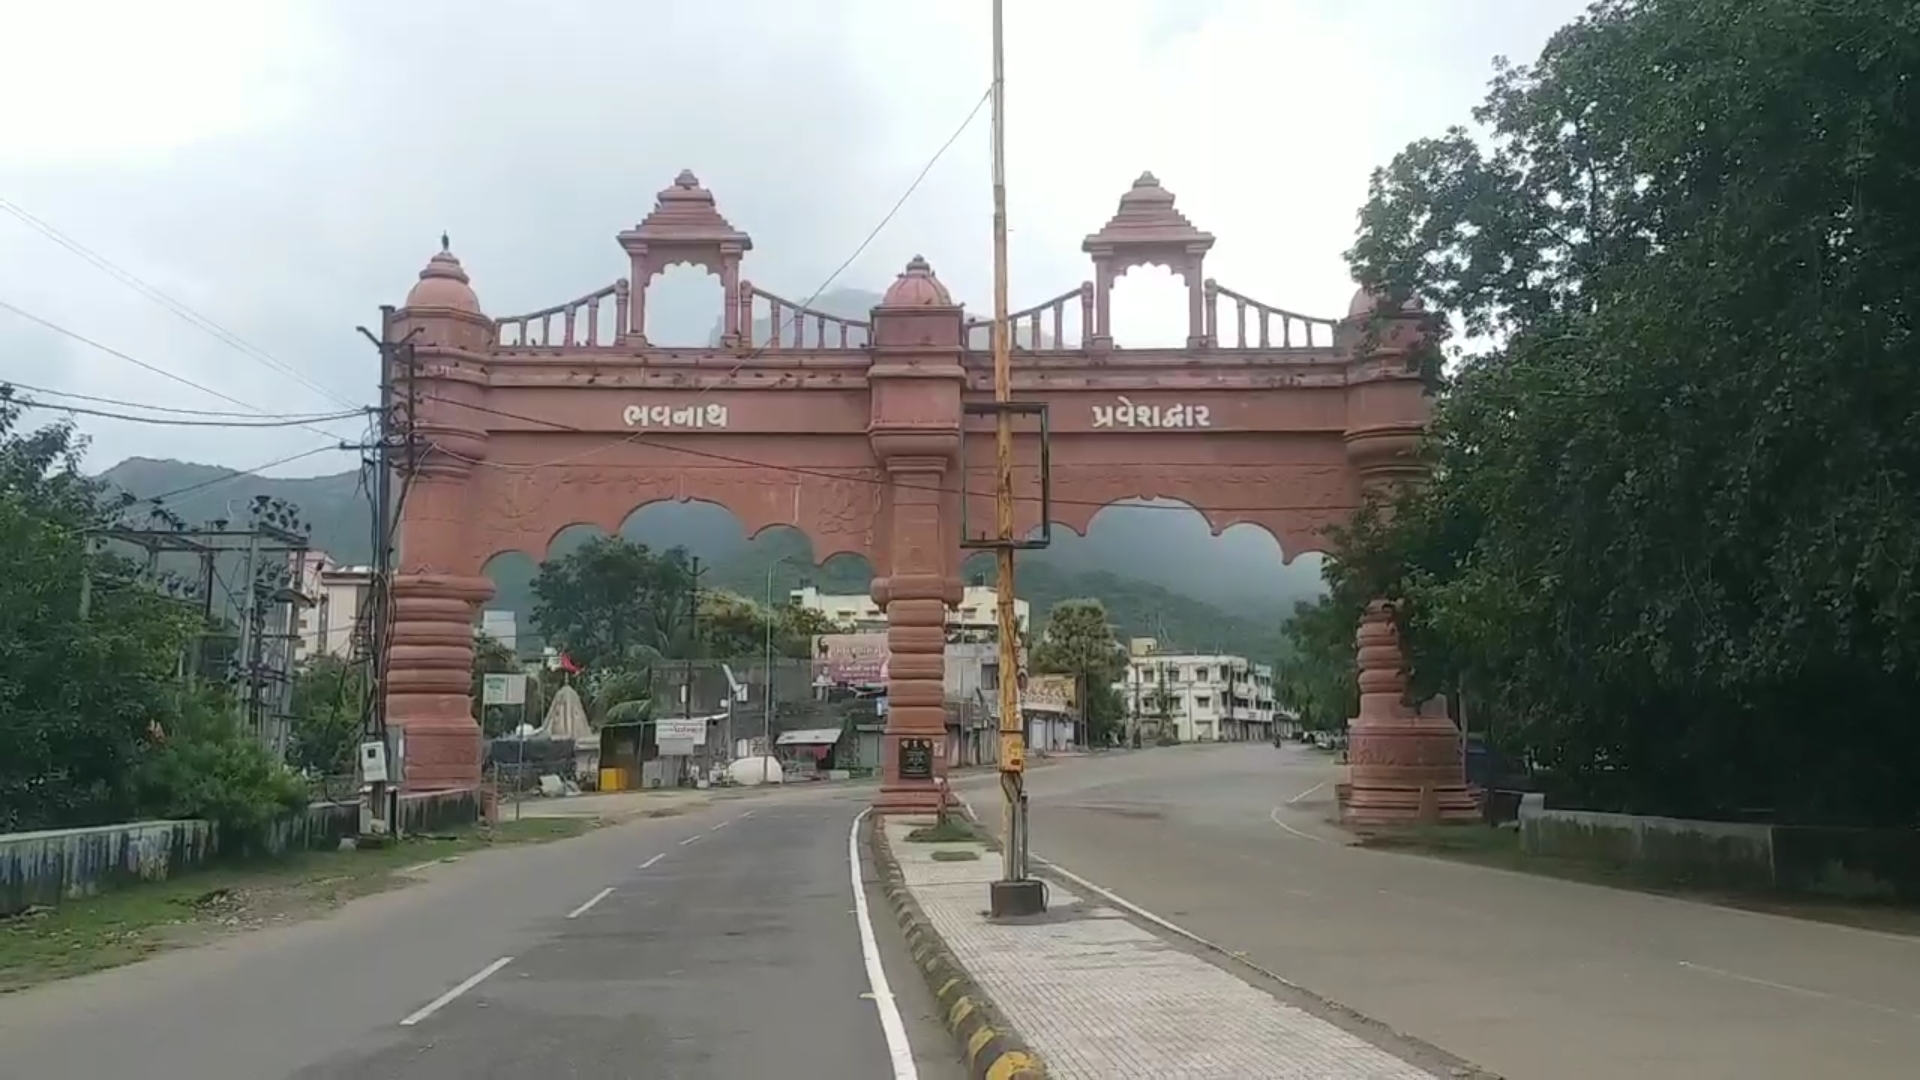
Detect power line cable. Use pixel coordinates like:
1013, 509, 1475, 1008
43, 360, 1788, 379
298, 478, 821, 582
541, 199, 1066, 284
13, 395, 363, 428
0, 378, 352, 419
0, 195, 363, 411
140, 444, 347, 503
0, 297, 362, 442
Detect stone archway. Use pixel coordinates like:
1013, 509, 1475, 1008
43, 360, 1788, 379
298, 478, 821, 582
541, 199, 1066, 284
381, 169, 1475, 824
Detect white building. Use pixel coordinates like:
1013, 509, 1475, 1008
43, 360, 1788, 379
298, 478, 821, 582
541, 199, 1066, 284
1117, 639, 1275, 743
788, 584, 1029, 640
293, 552, 375, 664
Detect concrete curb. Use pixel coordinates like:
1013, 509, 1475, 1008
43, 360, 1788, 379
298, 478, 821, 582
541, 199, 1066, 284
868, 818, 1048, 1080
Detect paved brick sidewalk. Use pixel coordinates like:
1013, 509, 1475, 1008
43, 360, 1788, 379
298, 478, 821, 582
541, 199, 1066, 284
884, 819, 1440, 1079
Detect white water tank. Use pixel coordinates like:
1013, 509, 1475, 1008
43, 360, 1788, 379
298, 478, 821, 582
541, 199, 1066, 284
727, 756, 785, 786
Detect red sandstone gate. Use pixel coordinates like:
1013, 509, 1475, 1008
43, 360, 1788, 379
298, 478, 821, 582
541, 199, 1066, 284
381, 169, 1475, 825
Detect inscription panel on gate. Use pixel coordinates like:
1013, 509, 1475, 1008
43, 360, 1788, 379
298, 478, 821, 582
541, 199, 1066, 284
623, 403, 730, 429
1091, 397, 1213, 429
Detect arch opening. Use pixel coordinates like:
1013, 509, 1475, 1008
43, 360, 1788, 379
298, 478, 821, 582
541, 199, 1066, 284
644, 263, 726, 347
1107, 264, 1190, 348
969, 498, 1327, 746
478, 500, 876, 662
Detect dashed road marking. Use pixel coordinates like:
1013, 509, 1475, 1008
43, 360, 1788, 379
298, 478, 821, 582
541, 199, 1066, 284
565, 886, 615, 920
399, 957, 513, 1027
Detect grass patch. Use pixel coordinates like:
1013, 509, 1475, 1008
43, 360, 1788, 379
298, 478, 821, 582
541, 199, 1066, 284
905, 818, 985, 844
0, 816, 592, 993
930, 849, 981, 862
1356, 823, 1920, 938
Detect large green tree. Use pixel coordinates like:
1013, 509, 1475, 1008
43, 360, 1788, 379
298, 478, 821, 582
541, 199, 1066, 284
1274, 597, 1357, 734
530, 537, 698, 673
1335, 0, 1920, 823
1030, 599, 1126, 744
0, 390, 303, 833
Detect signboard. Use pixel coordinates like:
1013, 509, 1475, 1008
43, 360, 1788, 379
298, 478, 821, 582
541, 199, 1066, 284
898, 737, 936, 781
656, 717, 708, 745
481, 673, 527, 706
813, 632, 889, 686
1024, 673, 1076, 715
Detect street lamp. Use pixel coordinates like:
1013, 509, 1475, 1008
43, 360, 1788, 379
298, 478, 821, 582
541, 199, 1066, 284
762, 555, 795, 784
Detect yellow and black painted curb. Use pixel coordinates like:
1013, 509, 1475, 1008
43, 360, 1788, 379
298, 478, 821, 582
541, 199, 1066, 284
868, 819, 1048, 1080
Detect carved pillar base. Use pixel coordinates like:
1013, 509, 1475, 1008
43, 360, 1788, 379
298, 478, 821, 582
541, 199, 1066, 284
386, 572, 494, 791
873, 592, 949, 816
1340, 601, 1477, 827
1342, 714, 1480, 827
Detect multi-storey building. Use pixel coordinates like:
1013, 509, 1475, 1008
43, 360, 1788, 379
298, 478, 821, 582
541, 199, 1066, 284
788, 583, 1029, 641
1117, 638, 1275, 743
292, 552, 376, 664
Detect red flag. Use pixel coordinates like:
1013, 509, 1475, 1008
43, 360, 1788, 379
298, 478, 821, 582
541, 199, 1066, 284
558, 653, 582, 674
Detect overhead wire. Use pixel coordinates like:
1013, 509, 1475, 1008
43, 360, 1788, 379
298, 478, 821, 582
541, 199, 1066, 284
0, 297, 364, 443
0, 378, 349, 419
12, 394, 363, 428
140, 444, 347, 503
0, 195, 363, 411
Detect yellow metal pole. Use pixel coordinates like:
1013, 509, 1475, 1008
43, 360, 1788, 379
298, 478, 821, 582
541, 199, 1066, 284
988, 0, 1028, 892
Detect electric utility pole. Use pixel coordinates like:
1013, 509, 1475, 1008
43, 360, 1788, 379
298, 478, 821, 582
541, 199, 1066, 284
984, 0, 1046, 918
355, 311, 419, 833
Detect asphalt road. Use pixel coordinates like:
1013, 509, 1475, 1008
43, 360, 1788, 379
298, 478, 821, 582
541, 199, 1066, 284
952, 744, 1920, 1080
0, 786, 963, 1080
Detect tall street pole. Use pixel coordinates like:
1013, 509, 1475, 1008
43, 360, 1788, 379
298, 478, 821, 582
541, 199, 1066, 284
987, 0, 1044, 918
761, 556, 790, 785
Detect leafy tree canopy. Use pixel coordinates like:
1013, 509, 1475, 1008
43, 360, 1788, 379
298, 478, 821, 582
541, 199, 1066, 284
1030, 599, 1127, 742
1334, 0, 1920, 823
530, 536, 698, 673
1274, 597, 1357, 733
0, 391, 305, 834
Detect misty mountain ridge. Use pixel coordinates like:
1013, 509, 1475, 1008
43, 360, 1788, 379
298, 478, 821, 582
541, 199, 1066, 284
96, 455, 1323, 662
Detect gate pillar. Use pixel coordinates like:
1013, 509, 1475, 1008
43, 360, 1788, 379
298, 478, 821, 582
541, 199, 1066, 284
1340, 288, 1478, 825
384, 244, 496, 791
867, 257, 966, 815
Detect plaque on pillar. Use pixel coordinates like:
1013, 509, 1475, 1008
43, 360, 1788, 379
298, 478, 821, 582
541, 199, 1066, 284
898, 737, 936, 781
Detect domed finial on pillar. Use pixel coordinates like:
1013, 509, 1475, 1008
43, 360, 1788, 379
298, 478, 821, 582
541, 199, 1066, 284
404, 241, 483, 315
880, 254, 954, 307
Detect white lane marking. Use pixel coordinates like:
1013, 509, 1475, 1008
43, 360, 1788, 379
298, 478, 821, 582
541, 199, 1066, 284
850, 807, 919, 1080
739, 809, 756, 819
1268, 806, 1327, 842
566, 886, 615, 920
640, 853, 665, 870
1677, 960, 1920, 1020
679, 835, 701, 846
399, 957, 513, 1027
1286, 780, 1327, 805
710, 819, 730, 831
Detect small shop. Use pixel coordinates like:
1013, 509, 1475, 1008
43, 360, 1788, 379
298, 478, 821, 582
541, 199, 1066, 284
774, 727, 846, 780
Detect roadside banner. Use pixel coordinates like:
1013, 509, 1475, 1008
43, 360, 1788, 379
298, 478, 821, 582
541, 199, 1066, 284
812, 632, 889, 686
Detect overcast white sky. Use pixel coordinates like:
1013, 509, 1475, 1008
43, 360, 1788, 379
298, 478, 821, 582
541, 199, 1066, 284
0, 0, 1588, 476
